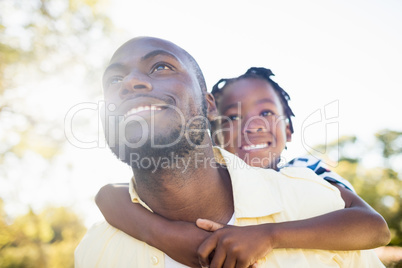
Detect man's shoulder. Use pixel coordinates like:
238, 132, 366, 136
279, 166, 336, 189
74, 221, 132, 263
275, 167, 344, 205
277, 167, 345, 215
75, 221, 163, 268
247, 165, 338, 193
230, 165, 345, 219
258, 248, 385, 268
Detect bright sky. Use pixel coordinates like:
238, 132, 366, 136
3, 0, 402, 227
106, 0, 402, 163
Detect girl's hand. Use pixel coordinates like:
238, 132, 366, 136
196, 219, 272, 268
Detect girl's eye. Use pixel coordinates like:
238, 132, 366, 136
260, 110, 274, 117
228, 115, 240, 121
221, 115, 240, 125
151, 63, 173, 73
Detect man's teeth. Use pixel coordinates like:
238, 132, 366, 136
242, 143, 269, 151
125, 106, 162, 118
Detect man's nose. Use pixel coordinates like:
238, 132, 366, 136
119, 72, 152, 98
243, 117, 269, 134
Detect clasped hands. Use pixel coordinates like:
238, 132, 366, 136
195, 219, 275, 268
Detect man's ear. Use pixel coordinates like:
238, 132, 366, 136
100, 101, 106, 131
286, 121, 292, 142
206, 93, 218, 122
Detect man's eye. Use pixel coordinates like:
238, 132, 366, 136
108, 77, 123, 86
151, 63, 173, 73
260, 110, 274, 117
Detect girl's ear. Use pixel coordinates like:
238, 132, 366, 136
286, 121, 292, 142
206, 93, 218, 122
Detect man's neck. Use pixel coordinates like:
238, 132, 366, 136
132, 145, 234, 223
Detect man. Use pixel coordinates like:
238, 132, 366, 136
75, 36, 384, 267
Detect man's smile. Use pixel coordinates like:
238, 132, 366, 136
124, 104, 166, 119
115, 96, 175, 120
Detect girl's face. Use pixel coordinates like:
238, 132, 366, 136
216, 78, 292, 169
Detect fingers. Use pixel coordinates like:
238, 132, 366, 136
209, 246, 226, 268
222, 252, 236, 268
236, 261, 258, 268
234, 257, 249, 268
198, 235, 218, 268
196, 218, 225, 232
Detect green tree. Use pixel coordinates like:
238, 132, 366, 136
0, 200, 86, 268
0, 0, 115, 266
314, 130, 402, 247
0, 0, 115, 208
376, 130, 402, 167
0, 0, 114, 160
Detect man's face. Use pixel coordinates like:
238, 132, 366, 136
102, 37, 207, 163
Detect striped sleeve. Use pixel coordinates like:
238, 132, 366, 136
284, 155, 355, 192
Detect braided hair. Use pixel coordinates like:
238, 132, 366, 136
211, 67, 295, 134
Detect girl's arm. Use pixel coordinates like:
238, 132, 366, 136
272, 183, 391, 250
96, 183, 390, 268
196, 183, 391, 267
95, 183, 209, 267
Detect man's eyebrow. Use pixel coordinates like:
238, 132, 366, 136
141, 50, 180, 62
103, 50, 180, 77
103, 63, 125, 76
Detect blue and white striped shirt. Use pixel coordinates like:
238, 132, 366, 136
284, 155, 355, 192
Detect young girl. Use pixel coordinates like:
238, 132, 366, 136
210, 67, 354, 189
95, 67, 390, 267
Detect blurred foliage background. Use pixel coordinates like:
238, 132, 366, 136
0, 0, 401, 267
313, 131, 402, 267
0, 0, 116, 267
314, 131, 402, 245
